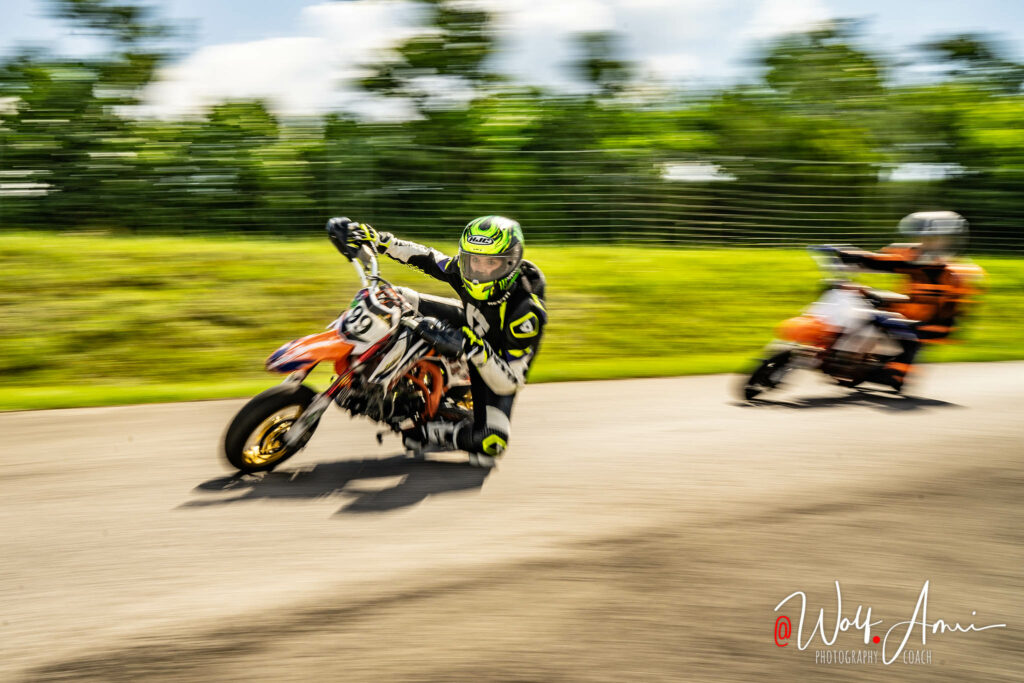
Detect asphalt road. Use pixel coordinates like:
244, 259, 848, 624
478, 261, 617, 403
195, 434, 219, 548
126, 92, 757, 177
1, 363, 1022, 681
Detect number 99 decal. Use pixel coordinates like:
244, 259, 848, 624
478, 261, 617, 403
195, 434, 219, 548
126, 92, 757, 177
344, 304, 374, 339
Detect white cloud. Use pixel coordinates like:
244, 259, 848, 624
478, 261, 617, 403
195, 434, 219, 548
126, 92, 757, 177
139, 0, 813, 118
482, 0, 615, 91
143, 0, 424, 118
145, 36, 327, 116
495, 0, 615, 32
741, 0, 832, 40
483, 0, 735, 90
642, 53, 702, 81
298, 0, 426, 53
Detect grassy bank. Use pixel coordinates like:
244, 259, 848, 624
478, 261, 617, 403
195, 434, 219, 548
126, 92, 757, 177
2, 232, 1023, 410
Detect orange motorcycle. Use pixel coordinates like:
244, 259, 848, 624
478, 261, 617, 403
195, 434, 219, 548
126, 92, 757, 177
742, 247, 914, 400
222, 245, 471, 473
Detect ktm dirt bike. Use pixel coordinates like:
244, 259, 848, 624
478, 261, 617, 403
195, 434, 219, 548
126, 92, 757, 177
222, 244, 472, 474
742, 246, 915, 400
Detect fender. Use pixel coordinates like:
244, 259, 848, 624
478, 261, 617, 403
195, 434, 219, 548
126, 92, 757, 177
776, 315, 838, 349
266, 329, 354, 375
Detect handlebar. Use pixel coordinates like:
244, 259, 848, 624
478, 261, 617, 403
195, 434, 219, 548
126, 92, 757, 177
350, 243, 380, 288
404, 317, 463, 358
329, 223, 456, 353
348, 243, 415, 323
807, 244, 855, 276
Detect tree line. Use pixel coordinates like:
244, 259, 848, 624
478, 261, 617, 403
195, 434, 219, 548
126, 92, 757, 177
2, 1, 1023, 249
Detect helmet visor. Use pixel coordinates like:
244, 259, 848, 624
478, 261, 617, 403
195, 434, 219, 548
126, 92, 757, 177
459, 251, 518, 284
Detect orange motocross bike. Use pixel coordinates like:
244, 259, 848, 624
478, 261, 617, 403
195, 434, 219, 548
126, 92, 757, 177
741, 246, 915, 400
222, 244, 472, 474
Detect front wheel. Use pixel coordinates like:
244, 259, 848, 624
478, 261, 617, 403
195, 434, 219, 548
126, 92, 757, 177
742, 349, 794, 400
223, 383, 318, 473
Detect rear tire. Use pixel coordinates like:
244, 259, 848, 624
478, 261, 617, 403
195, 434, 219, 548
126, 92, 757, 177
223, 383, 318, 473
742, 350, 794, 400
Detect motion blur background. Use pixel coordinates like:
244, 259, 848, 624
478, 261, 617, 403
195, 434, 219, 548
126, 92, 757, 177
2, 0, 1024, 407
2, 5, 1024, 681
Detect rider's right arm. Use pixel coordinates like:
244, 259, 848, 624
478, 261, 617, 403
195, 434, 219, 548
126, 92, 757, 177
378, 236, 456, 283
835, 248, 909, 273
326, 217, 453, 283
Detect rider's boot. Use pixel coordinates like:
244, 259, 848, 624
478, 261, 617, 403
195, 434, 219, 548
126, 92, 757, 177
402, 420, 456, 458
866, 362, 908, 393
867, 336, 918, 393
881, 362, 910, 393
467, 453, 497, 468
401, 432, 424, 458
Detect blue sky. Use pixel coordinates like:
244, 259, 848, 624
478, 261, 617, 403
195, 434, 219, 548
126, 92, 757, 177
3, 0, 1022, 117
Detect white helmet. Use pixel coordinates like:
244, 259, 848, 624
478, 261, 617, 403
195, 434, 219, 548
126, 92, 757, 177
897, 211, 967, 260
898, 211, 968, 238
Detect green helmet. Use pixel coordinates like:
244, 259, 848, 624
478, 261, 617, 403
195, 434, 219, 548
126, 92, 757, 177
458, 216, 525, 301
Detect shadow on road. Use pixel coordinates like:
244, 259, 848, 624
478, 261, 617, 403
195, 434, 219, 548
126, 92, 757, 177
736, 390, 962, 412
183, 455, 490, 515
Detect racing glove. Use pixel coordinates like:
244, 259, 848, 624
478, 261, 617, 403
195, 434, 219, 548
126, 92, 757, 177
325, 217, 393, 256
413, 320, 493, 363
348, 222, 394, 253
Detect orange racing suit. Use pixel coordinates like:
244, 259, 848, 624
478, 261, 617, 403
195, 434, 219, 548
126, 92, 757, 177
836, 244, 984, 340
835, 244, 984, 382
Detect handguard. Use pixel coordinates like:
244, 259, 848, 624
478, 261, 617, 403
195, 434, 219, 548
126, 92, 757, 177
326, 217, 359, 259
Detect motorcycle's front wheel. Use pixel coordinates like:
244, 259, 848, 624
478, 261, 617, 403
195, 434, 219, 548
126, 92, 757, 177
742, 349, 794, 400
223, 383, 318, 473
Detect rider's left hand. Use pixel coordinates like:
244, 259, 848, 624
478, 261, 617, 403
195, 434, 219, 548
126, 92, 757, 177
346, 222, 374, 249
349, 223, 393, 254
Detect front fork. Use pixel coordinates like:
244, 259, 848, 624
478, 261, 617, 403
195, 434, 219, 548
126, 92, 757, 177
282, 369, 352, 449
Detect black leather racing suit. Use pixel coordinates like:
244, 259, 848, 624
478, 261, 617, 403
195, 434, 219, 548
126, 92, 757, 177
379, 237, 547, 457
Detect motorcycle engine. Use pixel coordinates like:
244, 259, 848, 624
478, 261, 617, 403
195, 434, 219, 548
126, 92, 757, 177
338, 380, 424, 427
386, 381, 426, 425
821, 350, 865, 381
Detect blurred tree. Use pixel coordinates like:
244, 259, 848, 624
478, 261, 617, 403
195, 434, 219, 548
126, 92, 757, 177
0, 0, 173, 230
575, 32, 633, 97
762, 19, 885, 108
352, 0, 502, 232
360, 0, 495, 114
704, 20, 890, 165
48, 0, 170, 97
693, 21, 894, 240
49, 0, 171, 44
2, 6, 1024, 248
918, 34, 1024, 93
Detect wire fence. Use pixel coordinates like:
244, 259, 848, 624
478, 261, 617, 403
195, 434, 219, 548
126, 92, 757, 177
3, 143, 1023, 252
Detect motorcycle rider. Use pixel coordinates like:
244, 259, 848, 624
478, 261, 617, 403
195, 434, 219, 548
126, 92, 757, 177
326, 215, 546, 467
825, 211, 984, 391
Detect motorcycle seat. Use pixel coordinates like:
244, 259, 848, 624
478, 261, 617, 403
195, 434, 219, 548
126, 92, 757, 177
863, 287, 910, 305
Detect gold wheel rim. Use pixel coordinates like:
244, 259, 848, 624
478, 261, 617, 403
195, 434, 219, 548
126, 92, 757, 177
241, 406, 304, 467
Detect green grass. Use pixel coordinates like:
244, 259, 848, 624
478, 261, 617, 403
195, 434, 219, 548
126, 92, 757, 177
2, 232, 1023, 411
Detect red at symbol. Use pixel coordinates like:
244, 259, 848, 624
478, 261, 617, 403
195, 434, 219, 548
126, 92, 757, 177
774, 615, 792, 647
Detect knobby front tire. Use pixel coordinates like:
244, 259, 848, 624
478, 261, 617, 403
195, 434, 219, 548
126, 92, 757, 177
223, 383, 319, 473
742, 350, 794, 400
